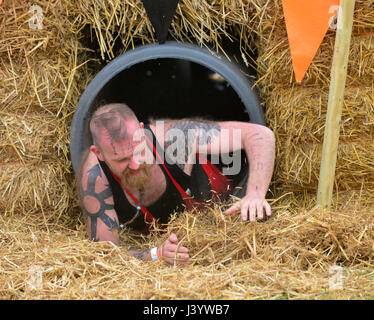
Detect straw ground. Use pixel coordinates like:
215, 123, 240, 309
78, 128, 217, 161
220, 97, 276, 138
0, 192, 373, 300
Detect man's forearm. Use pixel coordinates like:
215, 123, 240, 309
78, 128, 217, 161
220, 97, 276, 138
243, 127, 275, 197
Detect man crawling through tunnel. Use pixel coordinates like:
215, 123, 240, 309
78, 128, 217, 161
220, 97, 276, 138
77, 102, 275, 265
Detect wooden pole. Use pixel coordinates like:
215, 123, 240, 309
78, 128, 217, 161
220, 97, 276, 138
317, 0, 355, 209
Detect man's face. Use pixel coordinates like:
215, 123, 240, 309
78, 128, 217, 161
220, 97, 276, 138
94, 119, 152, 189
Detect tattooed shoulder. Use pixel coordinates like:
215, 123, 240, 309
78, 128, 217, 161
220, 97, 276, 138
164, 120, 221, 170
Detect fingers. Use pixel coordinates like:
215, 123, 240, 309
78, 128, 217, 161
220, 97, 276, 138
241, 202, 249, 221
256, 201, 264, 220
168, 233, 178, 244
226, 199, 272, 222
165, 243, 189, 254
248, 203, 256, 222
264, 201, 272, 217
224, 202, 241, 215
163, 250, 190, 264
161, 233, 190, 266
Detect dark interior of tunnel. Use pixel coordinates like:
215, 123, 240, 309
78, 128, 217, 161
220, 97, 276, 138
81, 25, 259, 124
93, 58, 253, 124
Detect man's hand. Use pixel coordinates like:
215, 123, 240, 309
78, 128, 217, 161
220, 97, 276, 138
160, 233, 189, 265
224, 194, 272, 222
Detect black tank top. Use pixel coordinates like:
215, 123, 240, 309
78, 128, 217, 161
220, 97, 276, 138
98, 124, 192, 231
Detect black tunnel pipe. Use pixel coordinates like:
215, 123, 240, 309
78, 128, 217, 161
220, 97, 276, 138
70, 41, 265, 174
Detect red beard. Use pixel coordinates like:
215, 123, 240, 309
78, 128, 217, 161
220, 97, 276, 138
121, 164, 151, 189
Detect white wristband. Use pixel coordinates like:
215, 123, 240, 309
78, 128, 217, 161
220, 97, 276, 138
150, 247, 158, 261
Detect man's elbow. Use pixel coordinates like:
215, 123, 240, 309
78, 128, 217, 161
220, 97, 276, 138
248, 123, 275, 146
262, 125, 275, 146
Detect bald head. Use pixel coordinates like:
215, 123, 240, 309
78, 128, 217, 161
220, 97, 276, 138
89, 103, 139, 150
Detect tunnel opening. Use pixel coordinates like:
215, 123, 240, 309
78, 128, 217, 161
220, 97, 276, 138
71, 41, 264, 178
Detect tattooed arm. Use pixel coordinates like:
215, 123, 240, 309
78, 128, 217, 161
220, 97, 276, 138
161, 119, 221, 172
79, 151, 121, 245
78, 152, 153, 260
160, 119, 275, 221
78, 151, 190, 263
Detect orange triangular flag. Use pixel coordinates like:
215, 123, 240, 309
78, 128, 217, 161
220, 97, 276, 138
282, 0, 340, 82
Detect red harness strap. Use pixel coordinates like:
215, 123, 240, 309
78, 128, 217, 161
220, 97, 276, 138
196, 154, 233, 202
109, 169, 155, 234
144, 134, 198, 211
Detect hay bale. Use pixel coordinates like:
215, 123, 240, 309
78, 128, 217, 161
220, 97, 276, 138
257, 33, 374, 91
0, 161, 75, 220
69, 0, 258, 61
347, 33, 374, 83
254, 0, 374, 91
0, 0, 90, 115
0, 37, 85, 115
263, 83, 374, 194
0, 0, 91, 220
0, 110, 76, 219
274, 138, 374, 193
266, 84, 374, 144
0, 112, 70, 163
